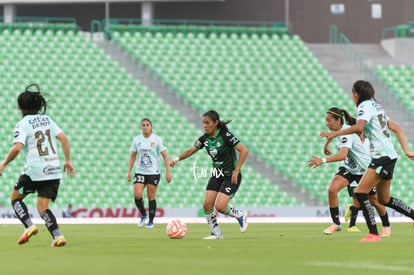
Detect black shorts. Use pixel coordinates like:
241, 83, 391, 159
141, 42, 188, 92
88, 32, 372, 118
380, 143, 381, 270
14, 174, 60, 202
206, 173, 242, 197
368, 156, 397, 180
336, 167, 376, 197
134, 173, 160, 186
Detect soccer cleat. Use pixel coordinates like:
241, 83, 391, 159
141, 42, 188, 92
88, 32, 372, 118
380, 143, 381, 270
323, 224, 341, 235
146, 222, 154, 228
18, 225, 39, 245
381, 226, 391, 237
137, 214, 148, 228
359, 233, 381, 243
51, 235, 66, 247
347, 226, 361, 232
237, 211, 248, 233
203, 233, 224, 240
344, 204, 352, 222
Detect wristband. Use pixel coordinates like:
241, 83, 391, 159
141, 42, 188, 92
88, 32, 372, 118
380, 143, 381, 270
322, 158, 327, 164
173, 157, 180, 162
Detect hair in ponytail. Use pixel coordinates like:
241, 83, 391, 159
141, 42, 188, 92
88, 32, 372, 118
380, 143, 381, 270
327, 107, 356, 125
202, 110, 232, 131
17, 84, 48, 115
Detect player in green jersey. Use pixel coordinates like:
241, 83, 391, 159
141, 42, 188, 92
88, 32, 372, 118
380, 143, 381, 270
0, 84, 76, 247
321, 80, 414, 242
170, 110, 249, 239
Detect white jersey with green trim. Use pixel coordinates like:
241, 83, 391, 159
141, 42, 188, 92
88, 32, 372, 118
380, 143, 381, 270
357, 99, 398, 159
336, 125, 370, 175
130, 133, 167, 175
13, 114, 63, 181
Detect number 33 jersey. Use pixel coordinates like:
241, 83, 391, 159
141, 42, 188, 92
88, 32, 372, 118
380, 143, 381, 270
13, 114, 63, 181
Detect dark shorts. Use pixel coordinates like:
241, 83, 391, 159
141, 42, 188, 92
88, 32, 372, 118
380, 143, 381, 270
368, 156, 397, 180
336, 167, 375, 197
134, 173, 160, 186
206, 173, 242, 197
14, 174, 60, 202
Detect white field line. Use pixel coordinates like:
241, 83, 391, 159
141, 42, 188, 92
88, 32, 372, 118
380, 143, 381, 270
307, 261, 414, 273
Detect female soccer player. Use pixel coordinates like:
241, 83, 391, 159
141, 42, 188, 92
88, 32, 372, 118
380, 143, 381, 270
169, 110, 249, 239
309, 107, 390, 236
127, 118, 171, 228
0, 84, 76, 247
320, 80, 414, 242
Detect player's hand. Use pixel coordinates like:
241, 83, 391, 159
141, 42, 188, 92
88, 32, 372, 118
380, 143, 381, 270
166, 172, 172, 183
405, 151, 414, 160
320, 131, 335, 140
126, 173, 132, 182
308, 155, 323, 169
63, 161, 77, 177
169, 157, 179, 167
231, 169, 239, 184
324, 147, 332, 156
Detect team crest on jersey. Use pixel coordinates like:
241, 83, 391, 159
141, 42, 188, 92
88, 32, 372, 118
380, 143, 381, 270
216, 141, 221, 147
151, 141, 156, 147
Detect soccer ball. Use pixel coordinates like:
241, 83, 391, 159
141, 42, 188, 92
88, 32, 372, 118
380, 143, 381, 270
166, 219, 188, 239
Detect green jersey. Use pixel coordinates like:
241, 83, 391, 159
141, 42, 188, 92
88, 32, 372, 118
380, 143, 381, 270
194, 128, 240, 177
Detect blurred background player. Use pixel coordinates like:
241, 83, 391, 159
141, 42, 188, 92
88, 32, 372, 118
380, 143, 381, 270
309, 107, 390, 236
169, 110, 248, 239
321, 80, 414, 242
0, 84, 76, 247
127, 118, 171, 228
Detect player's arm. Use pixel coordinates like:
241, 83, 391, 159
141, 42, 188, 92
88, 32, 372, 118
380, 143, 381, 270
320, 120, 366, 140
388, 120, 414, 160
169, 146, 199, 167
56, 132, 76, 177
0, 142, 23, 176
160, 150, 172, 182
308, 147, 349, 168
231, 143, 249, 184
127, 151, 137, 182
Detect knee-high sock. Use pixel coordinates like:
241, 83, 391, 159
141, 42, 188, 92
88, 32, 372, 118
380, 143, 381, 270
224, 205, 243, 219
12, 199, 33, 228
380, 212, 391, 227
148, 199, 156, 223
40, 209, 62, 238
349, 206, 359, 227
134, 198, 146, 216
329, 207, 340, 225
355, 193, 378, 235
385, 197, 414, 219
204, 209, 222, 236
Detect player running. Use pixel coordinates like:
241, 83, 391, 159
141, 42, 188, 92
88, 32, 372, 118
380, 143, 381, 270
169, 110, 248, 239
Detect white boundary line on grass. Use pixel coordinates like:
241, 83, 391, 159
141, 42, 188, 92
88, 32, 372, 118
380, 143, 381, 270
0, 216, 412, 224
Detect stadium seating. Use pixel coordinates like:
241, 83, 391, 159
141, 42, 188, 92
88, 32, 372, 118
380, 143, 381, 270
0, 24, 300, 209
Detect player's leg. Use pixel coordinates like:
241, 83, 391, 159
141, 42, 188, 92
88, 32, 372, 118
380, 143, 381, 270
37, 180, 66, 247
323, 175, 348, 234
146, 182, 158, 228
203, 180, 223, 239
133, 175, 147, 227
378, 179, 414, 220
368, 190, 391, 237
347, 196, 361, 232
11, 175, 38, 245
215, 174, 247, 233
354, 168, 381, 242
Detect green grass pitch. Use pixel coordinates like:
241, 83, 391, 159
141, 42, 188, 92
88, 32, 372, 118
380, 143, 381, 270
1, 223, 414, 275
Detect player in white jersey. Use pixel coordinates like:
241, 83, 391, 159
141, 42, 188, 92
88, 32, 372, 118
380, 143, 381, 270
321, 80, 414, 242
309, 107, 390, 236
127, 118, 171, 228
0, 84, 76, 247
